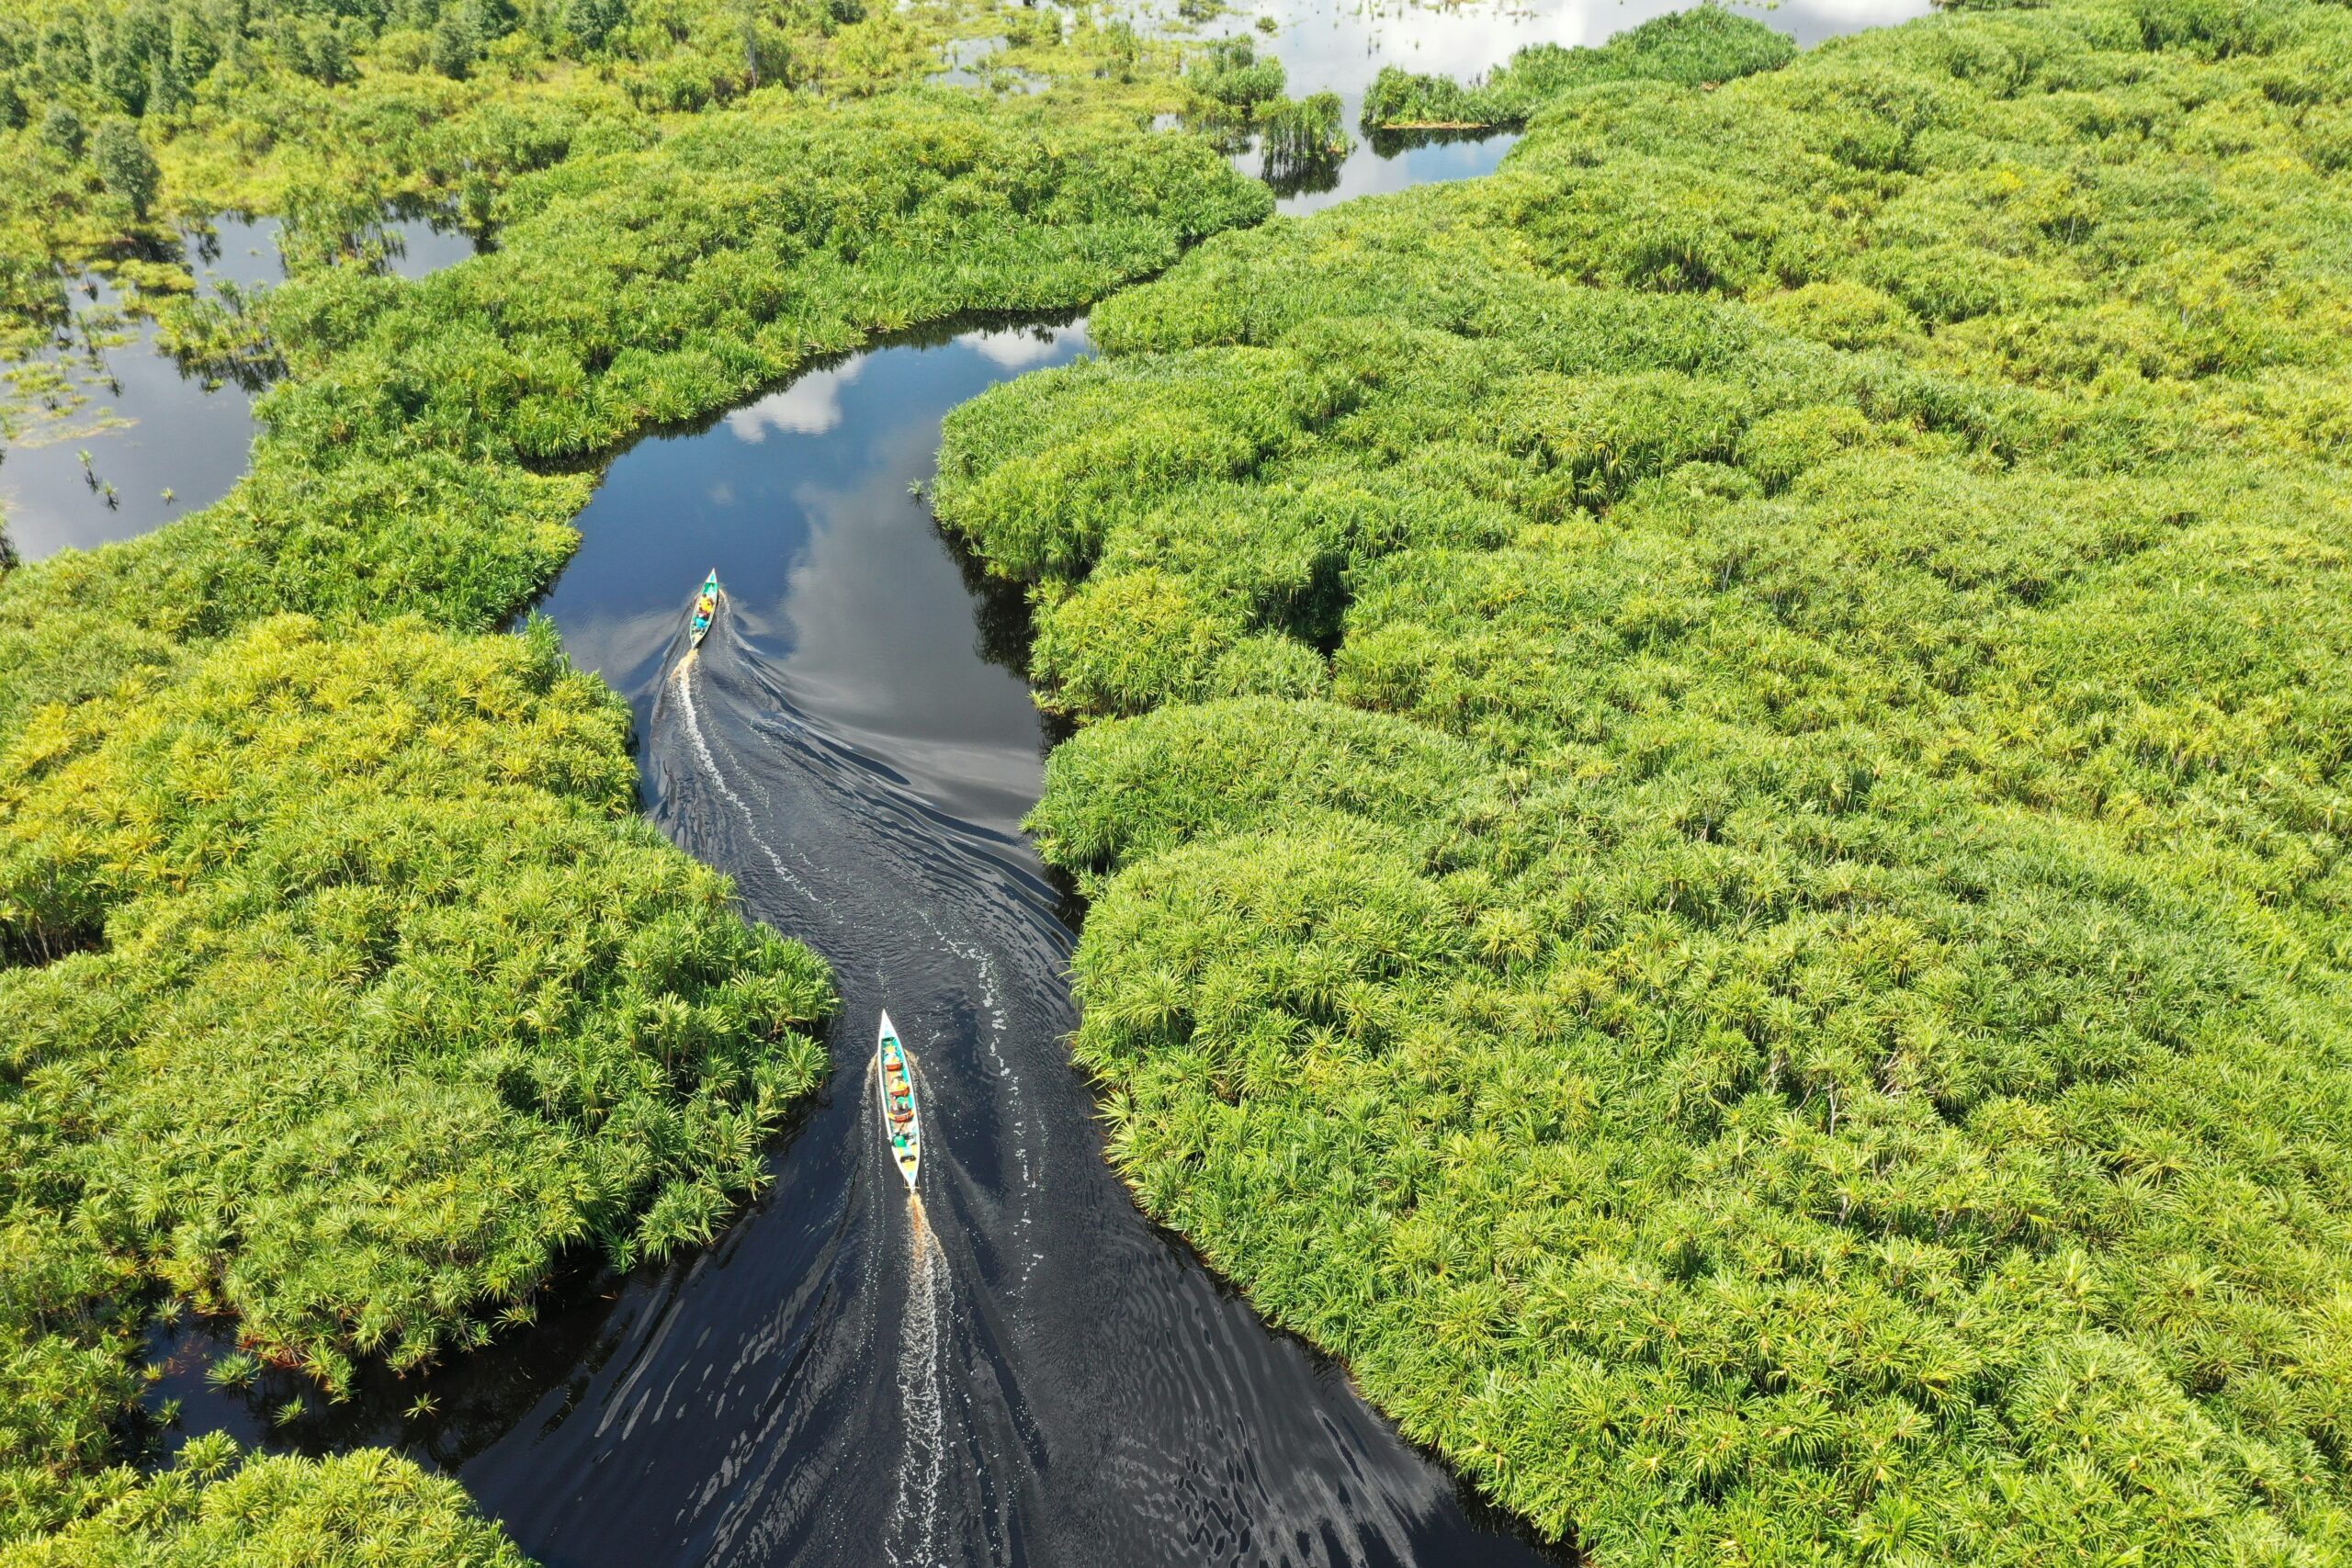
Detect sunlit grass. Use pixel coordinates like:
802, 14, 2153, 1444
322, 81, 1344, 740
1363, 7, 1795, 131
0, 0, 1197, 440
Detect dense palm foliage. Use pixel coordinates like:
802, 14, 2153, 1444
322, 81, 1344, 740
0, 25, 1266, 1562
935, 0, 2352, 1560
1362, 6, 1795, 131
0, 616, 835, 1555
0, 89, 1265, 721
6, 615, 836, 1387
1, 1437, 535, 1565
0, 0, 1188, 436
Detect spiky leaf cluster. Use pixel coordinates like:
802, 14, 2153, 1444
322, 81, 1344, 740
0, 32, 1264, 1563
2, 615, 835, 1391
935, 0, 2352, 1560
1363, 6, 1796, 131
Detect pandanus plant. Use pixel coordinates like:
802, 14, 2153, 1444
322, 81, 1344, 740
923, 4, 2352, 1550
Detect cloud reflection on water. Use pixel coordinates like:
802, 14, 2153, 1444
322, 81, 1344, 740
725, 359, 869, 441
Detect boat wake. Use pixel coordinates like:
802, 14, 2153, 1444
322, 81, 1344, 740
386, 325, 1569, 1568
889, 1199, 951, 1568
668, 647, 830, 920
151, 280, 1574, 1568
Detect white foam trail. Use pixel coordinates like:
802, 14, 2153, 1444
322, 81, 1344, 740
674, 661, 828, 915
888, 1207, 951, 1567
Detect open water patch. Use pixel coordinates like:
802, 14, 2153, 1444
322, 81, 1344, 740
1169, 0, 1935, 213
0, 208, 481, 562
928, 33, 1051, 92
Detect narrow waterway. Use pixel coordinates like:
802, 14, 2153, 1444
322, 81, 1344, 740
465, 321, 1561, 1568
489, 320, 1571, 1565
152, 318, 1567, 1564
132, 4, 1936, 1562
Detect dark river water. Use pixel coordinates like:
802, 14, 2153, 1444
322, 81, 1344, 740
154, 317, 1572, 1566
476, 317, 1566, 1567
129, 3, 1931, 1562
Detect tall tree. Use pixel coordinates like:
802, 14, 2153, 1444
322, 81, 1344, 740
92, 117, 160, 219
40, 102, 85, 156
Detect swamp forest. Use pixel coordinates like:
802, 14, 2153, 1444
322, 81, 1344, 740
2, 0, 2350, 1562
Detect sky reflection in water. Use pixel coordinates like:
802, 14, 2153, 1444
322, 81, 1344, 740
1204, 0, 1935, 213
537, 321, 1089, 836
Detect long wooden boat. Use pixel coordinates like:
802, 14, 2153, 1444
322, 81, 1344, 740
689, 569, 719, 648
877, 1011, 921, 1191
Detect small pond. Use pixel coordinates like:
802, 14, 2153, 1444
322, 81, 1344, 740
1193, 0, 1936, 214
0, 209, 480, 562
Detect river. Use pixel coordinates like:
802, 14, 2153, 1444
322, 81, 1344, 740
134, 3, 1930, 1562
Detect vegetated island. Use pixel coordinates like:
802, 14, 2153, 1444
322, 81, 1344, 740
0, 1, 1267, 1560
935, 0, 2352, 1562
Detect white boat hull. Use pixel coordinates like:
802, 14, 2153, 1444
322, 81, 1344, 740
877, 1010, 921, 1191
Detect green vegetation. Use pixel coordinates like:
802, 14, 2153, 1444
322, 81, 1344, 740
1187, 31, 1283, 113
0, 0, 1195, 435
90, 117, 159, 220
1181, 32, 1348, 187
0, 14, 1265, 1562
1258, 90, 1348, 175
0, 616, 822, 1555
936, 0, 2352, 1561
0, 615, 834, 1559
1362, 6, 1795, 131
6, 614, 836, 1386
0, 0, 957, 256
37, 102, 82, 155
3, 1438, 536, 1566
